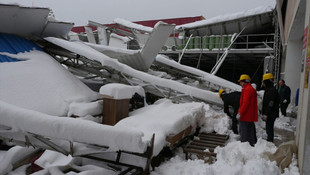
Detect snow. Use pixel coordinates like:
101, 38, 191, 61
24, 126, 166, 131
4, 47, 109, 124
110, 33, 130, 43
155, 55, 241, 92
175, 6, 274, 30
45, 37, 223, 105
0, 51, 99, 116
0, 100, 148, 154
0, 12, 299, 174
116, 99, 205, 156
99, 83, 145, 100
114, 18, 153, 33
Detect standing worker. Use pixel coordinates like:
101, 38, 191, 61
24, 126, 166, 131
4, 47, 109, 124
278, 79, 291, 116
262, 73, 280, 142
219, 89, 241, 134
237, 74, 258, 146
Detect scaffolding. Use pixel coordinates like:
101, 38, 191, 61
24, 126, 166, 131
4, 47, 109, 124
273, 11, 282, 87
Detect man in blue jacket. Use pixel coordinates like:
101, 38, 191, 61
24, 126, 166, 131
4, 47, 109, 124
278, 79, 291, 116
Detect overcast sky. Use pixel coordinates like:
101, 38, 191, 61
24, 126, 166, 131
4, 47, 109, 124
1, 0, 276, 26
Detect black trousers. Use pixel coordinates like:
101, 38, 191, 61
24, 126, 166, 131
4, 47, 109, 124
232, 117, 238, 134
266, 117, 276, 142
239, 121, 257, 146
280, 102, 289, 116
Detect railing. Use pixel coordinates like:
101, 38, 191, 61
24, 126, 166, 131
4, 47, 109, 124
160, 33, 275, 51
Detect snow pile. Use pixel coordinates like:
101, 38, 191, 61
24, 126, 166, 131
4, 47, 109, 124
0, 146, 38, 174
115, 99, 205, 156
0, 50, 100, 116
275, 116, 296, 131
99, 83, 145, 99
68, 101, 103, 117
151, 139, 299, 175
199, 104, 231, 134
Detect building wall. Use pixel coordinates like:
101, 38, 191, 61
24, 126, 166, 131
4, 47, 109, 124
296, 0, 310, 174
284, 0, 300, 41
284, 40, 303, 102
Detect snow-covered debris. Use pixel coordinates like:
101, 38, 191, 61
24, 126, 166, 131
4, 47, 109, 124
0, 100, 148, 154
45, 37, 223, 105
156, 55, 241, 92
100, 83, 145, 99
115, 99, 205, 156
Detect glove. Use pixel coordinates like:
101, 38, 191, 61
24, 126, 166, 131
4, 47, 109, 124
262, 115, 267, 121
236, 114, 241, 120
283, 99, 287, 103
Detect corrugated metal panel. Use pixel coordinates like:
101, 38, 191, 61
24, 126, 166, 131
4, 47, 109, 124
0, 33, 42, 63
0, 4, 73, 38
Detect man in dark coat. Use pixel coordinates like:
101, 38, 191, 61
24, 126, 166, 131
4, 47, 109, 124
262, 73, 280, 142
278, 79, 291, 116
219, 89, 241, 134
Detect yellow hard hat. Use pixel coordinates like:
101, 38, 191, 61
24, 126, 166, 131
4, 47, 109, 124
262, 73, 274, 81
218, 89, 226, 98
238, 74, 251, 82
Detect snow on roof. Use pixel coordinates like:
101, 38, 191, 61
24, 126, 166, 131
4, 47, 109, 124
0, 50, 99, 116
110, 33, 130, 43
99, 83, 145, 99
114, 18, 153, 33
176, 6, 274, 30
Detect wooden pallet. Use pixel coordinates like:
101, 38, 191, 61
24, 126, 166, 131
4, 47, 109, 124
184, 132, 229, 163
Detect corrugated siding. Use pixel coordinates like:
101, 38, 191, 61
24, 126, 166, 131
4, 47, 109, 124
0, 33, 42, 62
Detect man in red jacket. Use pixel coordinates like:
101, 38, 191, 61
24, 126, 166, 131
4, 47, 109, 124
237, 74, 258, 146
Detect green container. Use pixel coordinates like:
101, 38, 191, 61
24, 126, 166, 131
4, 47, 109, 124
162, 45, 168, 51
183, 37, 188, 49
226, 34, 233, 48
177, 45, 184, 50
188, 37, 194, 49
222, 35, 228, 48
202, 36, 209, 49
209, 35, 215, 50
193, 37, 201, 49
215, 35, 222, 49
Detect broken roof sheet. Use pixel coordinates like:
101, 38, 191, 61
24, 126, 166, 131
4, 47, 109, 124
0, 3, 74, 38
0, 33, 42, 62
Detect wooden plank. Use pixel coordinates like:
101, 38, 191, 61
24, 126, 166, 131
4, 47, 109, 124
199, 133, 229, 139
193, 139, 225, 146
102, 98, 129, 125
190, 141, 218, 148
166, 126, 192, 147
199, 135, 228, 140
198, 136, 228, 142
183, 148, 216, 157
187, 144, 215, 152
